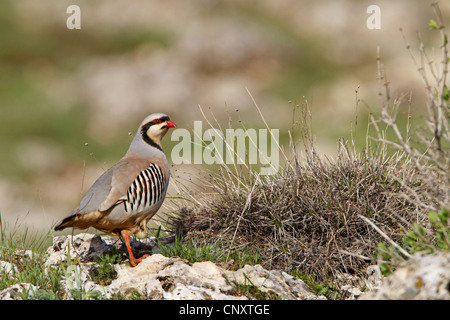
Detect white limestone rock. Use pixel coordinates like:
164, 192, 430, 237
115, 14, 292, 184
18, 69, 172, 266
360, 251, 450, 300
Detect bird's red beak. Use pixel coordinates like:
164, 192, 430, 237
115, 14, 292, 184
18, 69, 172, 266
165, 120, 177, 128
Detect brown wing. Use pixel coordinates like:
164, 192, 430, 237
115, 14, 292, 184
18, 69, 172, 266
98, 159, 151, 212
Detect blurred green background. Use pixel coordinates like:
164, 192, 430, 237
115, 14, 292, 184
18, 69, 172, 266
0, 0, 447, 231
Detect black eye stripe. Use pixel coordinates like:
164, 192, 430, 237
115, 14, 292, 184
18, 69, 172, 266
143, 116, 171, 128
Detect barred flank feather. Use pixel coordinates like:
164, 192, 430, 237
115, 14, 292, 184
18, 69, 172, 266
123, 163, 167, 213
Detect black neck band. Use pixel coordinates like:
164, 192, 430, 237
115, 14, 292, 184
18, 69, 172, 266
141, 122, 163, 151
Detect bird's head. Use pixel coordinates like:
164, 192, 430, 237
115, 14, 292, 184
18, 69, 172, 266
140, 113, 177, 150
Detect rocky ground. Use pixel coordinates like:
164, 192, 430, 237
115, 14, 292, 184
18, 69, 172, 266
1, 233, 449, 300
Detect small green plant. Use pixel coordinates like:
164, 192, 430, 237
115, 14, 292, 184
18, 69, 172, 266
290, 271, 341, 300
108, 289, 142, 300
63, 264, 102, 300
376, 209, 449, 276
158, 238, 220, 263
68, 286, 102, 300
224, 273, 281, 300
21, 288, 58, 300
90, 248, 124, 286
158, 237, 261, 270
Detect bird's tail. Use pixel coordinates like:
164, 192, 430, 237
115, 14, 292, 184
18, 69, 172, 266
54, 215, 76, 231
53, 208, 79, 231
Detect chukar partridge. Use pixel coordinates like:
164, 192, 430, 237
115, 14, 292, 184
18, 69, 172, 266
54, 113, 176, 266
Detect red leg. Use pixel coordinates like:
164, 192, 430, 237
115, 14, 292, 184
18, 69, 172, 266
120, 230, 149, 267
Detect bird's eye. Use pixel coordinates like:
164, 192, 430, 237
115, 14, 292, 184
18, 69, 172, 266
153, 119, 162, 124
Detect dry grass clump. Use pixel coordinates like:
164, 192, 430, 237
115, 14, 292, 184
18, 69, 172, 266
163, 3, 448, 289
170, 103, 417, 284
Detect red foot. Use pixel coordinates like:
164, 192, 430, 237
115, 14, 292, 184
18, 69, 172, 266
120, 231, 150, 267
